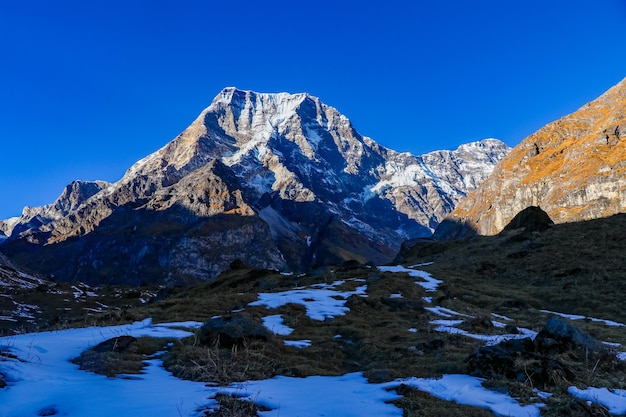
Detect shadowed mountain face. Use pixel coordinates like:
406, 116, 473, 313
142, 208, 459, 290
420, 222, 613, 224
0, 88, 509, 284
436, 77, 626, 239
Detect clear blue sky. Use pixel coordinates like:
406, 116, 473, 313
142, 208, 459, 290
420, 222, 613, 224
1, 0, 625, 219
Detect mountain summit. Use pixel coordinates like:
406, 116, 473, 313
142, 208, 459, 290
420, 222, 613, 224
1, 88, 509, 284
436, 77, 626, 239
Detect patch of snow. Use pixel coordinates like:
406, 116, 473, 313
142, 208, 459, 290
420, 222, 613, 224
262, 315, 294, 336
249, 280, 367, 321
0, 316, 17, 322
408, 262, 434, 268
408, 328, 418, 333
431, 319, 464, 327
0, 318, 550, 417
540, 310, 625, 327
378, 265, 442, 292
422, 296, 433, 304
218, 372, 402, 416
492, 313, 513, 321
0, 320, 211, 417
431, 319, 538, 346
341, 216, 377, 235
284, 339, 311, 348
425, 306, 472, 318
568, 386, 626, 415
533, 389, 553, 399
393, 374, 544, 417
153, 321, 203, 330
390, 293, 403, 299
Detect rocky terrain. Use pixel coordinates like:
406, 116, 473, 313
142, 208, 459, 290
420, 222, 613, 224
436, 77, 626, 239
0, 88, 509, 285
0, 250, 160, 333
2, 207, 625, 416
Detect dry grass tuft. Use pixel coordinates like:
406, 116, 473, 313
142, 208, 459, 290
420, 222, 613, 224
71, 336, 173, 377
164, 336, 281, 385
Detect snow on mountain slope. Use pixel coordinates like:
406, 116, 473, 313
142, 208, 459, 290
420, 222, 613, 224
0, 88, 510, 284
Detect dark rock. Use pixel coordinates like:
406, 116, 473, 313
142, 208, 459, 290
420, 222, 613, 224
0, 373, 6, 389
229, 259, 246, 270
198, 314, 271, 347
366, 369, 394, 383
416, 338, 445, 352
432, 218, 479, 241
466, 336, 575, 388
466, 318, 602, 389
501, 206, 554, 234
91, 336, 137, 353
504, 324, 520, 334
467, 316, 494, 331
535, 317, 605, 354
466, 337, 537, 380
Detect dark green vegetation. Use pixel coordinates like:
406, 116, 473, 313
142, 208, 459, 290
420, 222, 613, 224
405, 213, 626, 331
3, 213, 626, 415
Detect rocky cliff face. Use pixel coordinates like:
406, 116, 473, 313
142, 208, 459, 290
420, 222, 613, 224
436, 77, 626, 239
1, 88, 509, 284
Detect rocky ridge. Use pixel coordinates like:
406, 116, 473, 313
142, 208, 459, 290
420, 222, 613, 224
436, 76, 626, 238
0, 88, 509, 284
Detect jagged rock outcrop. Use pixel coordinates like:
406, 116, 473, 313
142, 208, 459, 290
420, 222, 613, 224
438, 77, 626, 238
1, 180, 110, 239
1, 88, 509, 284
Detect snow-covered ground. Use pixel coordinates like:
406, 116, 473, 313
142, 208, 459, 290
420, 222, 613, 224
0, 318, 544, 417
1, 265, 625, 416
378, 265, 442, 292
249, 279, 367, 320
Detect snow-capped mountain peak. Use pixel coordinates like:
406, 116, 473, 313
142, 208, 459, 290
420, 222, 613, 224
0, 89, 510, 285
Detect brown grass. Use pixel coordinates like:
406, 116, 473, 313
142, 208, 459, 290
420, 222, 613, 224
71, 336, 174, 377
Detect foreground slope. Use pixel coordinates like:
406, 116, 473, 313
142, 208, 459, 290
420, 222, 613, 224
3, 212, 625, 417
1, 89, 509, 284
436, 76, 626, 238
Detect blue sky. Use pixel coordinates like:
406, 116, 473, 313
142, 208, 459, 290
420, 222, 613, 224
1, 0, 625, 219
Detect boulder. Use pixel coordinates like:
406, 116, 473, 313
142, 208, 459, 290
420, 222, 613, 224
535, 317, 604, 354
501, 206, 554, 234
91, 336, 137, 353
198, 314, 271, 347
465, 318, 601, 388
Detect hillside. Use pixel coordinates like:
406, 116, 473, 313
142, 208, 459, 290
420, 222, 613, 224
436, 76, 626, 238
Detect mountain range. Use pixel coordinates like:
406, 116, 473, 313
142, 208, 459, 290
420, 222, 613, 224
0, 88, 510, 284
436, 77, 626, 239
3, 80, 626, 417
